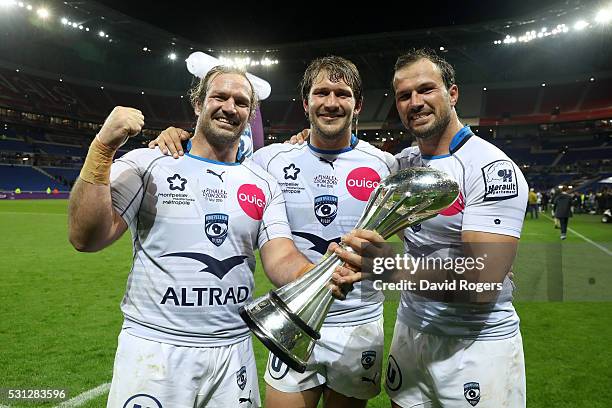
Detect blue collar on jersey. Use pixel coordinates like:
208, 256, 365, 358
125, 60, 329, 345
307, 134, 359, 155
421, 125, 473, 160
185, 139, 245, 165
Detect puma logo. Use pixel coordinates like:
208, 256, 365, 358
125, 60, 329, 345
206, 169, 225, 182
239, 390, 252, 404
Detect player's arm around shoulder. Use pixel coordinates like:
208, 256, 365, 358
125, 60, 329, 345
68, 107, 144, 252
148, 126, 191, 158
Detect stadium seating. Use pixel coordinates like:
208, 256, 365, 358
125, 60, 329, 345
557, 148, 612, 164
40, 166, 80, 187
0, 164, 58, 191
539, 82, 584, 114
260, 100, 290, 125
582, 78, 612, 110
0, 62, 610, 193
34, 143, 86, 157
0, 138, 34, 153
146, 93, 193, 125
484, 87, 540, 117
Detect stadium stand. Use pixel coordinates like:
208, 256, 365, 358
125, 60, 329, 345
0, 164, 58, 191
40, 166, 80, 189
0, 3, 610, 197
582, 78, 612, 110
0, 137, 34, 153
540, 82, 583, 114
484, 86, 541, 117
33, 142, 86, 157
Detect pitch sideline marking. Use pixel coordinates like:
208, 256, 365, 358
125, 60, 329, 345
542, 214, 612, 256
54, 383, 111, 408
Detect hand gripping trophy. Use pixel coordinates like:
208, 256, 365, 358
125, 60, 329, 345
240, 167, 459, 372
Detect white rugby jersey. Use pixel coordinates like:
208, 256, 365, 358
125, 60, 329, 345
395, 126, 528, 340
110, 148, 292, 346
253, 136, 399, 325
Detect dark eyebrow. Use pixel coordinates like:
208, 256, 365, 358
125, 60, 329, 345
311, 86, 329, 93
396, 81, 440, 96
416, 81, 439, 90
209, 89, 227, 97
209, 89, 250, 103
311, 86, 352, 96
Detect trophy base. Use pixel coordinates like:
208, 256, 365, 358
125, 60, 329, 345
240, 306, 308, 373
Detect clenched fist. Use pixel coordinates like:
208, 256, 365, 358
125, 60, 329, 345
97, 106, 145, 149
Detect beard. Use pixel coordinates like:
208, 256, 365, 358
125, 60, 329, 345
406, 107, 451, 140
309, 111, 353, 142
199, 114, 245, 149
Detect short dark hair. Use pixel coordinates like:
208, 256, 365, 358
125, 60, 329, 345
188, 65, 258, 119
300, 56, 363, 103
394, 48, 456, 90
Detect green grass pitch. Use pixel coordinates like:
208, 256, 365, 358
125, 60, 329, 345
0, 200, 610, 407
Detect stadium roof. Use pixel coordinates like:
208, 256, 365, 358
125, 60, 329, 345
93, 0, 577, 46
1, 0, 609, 93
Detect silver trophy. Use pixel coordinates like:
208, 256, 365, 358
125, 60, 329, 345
239, 167, 459, 373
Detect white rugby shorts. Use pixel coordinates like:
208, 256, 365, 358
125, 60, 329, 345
385, 319, 525, 408
107, 329, 260, 408
264, 316, 384, 400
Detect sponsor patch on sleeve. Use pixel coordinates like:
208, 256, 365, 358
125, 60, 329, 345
481, 160, 518, 201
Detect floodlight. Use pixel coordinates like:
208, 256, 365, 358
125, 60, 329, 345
574, 20, 588, 30
36, 7, 49, 19
595, 9, 611, 24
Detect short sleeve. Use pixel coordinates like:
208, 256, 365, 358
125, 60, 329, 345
462, 159, 528, 238
251, 148, 268, 169
110, 153, 145, 227
395, 147, 420, 170
384, 151, 400, 174
257, 179, 293, 248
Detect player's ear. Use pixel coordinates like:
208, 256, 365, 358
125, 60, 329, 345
303, 98, 309, 117
354, 97, 363, 116
194, 101, 202, 116
448, 84, 459, 107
